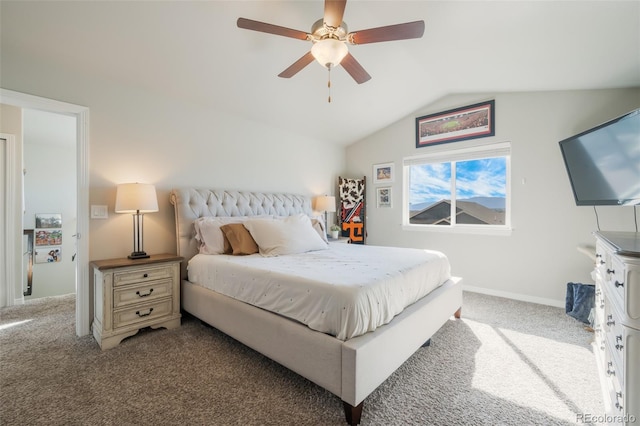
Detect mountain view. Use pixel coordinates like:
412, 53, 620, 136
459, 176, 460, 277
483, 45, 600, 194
410, 196, 505, 213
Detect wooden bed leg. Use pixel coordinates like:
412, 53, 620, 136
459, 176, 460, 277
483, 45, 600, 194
343, 401, 363, 425
454, 307, 462, 319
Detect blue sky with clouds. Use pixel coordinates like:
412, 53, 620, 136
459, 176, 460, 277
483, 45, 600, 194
409, 158, 506, 207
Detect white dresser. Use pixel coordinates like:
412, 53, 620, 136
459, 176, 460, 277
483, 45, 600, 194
92, 254, 183, 350
593, 232, 639, 425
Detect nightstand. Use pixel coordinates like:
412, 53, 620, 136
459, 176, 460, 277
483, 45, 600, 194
91, 254, 183, 350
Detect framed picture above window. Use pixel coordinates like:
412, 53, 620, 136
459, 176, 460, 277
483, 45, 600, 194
415, 100, 495, 148
376, 187, 392, 208
373, 162, 394, 184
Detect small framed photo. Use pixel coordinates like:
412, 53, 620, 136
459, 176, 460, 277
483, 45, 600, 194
373, 162, 394, 184
35, 247, 61, 264
35, 213, 62, 229
376, 187, 392, 208
35, 229, 62, 246
416, 100, 495, 148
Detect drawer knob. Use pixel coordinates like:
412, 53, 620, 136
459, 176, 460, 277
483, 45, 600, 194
135, 308, 154, 317
607, 268, 615, 275
136, 289, 154, 298
614, 280, 624, 288
143, 273, 149, 278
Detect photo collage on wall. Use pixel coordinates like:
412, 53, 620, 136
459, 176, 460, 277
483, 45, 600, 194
34, 213, 62, 264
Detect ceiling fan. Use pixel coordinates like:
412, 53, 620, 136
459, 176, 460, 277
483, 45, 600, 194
237, 0, 425, 88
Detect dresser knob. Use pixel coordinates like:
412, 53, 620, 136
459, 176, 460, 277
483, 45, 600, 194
615, 392, 623, 411
143, 273, 149, 278
614, 280, 624, 288
607, 268, 615, 275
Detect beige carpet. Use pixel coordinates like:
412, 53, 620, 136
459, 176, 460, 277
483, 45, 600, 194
0, 292, 602, 425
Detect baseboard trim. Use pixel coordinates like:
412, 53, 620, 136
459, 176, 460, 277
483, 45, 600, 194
462, 285, 565, 308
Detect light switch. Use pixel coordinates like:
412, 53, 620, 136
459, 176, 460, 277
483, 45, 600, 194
91, 205, 108, 219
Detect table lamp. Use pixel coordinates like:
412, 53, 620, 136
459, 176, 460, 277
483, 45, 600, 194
115, 183, 158, 259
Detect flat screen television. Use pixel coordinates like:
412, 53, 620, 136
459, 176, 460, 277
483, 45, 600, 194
559, 108, 640, 206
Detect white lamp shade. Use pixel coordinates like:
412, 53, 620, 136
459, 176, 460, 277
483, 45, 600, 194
115, 183, 159, 213
311, 38, 348, 68
315, 195, 336, 213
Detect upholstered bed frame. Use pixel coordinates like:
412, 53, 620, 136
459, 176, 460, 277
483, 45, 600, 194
170, 188, 463, 425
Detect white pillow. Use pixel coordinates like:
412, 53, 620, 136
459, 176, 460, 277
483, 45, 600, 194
194, 217, 246, 254
244, 214, 328, 257
275, 214, 328, 244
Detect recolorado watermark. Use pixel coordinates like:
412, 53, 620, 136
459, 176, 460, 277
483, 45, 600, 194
577, 413, 637, 424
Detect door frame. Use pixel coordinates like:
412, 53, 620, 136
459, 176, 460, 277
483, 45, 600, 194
0, 88, 90, 337
1, 133, 17, 308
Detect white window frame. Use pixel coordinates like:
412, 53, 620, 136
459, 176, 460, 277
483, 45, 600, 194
402, 141, 512, 236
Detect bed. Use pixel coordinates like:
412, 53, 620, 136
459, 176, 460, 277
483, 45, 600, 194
170, 188, 463, 425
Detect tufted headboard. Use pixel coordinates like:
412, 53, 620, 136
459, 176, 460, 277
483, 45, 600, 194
169, 188, 313, 280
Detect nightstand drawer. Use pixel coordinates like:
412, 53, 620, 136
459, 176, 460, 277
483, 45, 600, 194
113, 264, 174, 287
113, 279, 172, 308
113, 299, 173, 329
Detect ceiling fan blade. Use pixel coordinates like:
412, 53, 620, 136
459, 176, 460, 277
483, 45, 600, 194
349, 20, 425, 44
278, 51, 315, 78
324, 0, 347, 28
237, 17, 309, 40
341, 53, 371, 84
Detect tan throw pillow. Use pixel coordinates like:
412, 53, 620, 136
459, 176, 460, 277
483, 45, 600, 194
220, 223, 259, 255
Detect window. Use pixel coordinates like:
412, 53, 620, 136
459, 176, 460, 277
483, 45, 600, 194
403, 142, 511, 233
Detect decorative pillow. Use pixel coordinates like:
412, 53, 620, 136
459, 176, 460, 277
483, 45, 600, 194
194, 217, 246, 255
244, 214, 328, 257
310, 216, 329, 243
220, 223, 259, 255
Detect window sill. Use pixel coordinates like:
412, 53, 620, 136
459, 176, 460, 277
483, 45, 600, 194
402, 224, 512, 236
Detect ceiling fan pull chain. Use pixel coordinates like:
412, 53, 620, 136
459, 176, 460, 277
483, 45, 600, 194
327, 67, 332, 103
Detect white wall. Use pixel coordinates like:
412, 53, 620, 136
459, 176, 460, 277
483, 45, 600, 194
84, 85, 345, 261
346, 88, 640, 306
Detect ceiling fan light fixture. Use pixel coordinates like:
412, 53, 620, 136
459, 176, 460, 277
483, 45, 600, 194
311, 38, 348, 68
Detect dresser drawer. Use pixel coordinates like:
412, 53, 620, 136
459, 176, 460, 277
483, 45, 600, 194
113, 264, 175, 287
608, 256, 626, 306
113, 299, 173, 329
113, 279, 172, 308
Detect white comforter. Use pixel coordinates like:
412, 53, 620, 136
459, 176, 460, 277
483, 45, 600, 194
187, 242, 451, 340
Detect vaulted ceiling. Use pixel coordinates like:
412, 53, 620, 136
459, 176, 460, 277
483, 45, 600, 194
2, 1, 638, 146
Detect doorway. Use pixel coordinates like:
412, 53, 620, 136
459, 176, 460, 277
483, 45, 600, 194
23, 109, 77, 299
0, 88, 90, 337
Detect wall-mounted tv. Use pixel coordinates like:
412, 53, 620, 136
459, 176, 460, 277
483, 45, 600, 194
559, 108, 640, 206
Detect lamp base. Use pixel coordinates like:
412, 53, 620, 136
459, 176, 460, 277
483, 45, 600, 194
128, 251, 150, 260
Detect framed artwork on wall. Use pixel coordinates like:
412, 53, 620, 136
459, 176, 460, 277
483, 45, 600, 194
373, 162, 394, 184
35, 213, 62, 229
376, 187, 392, 208
35, 247, 61, 264
416, 100, 495, 148
35, 229, 62, 246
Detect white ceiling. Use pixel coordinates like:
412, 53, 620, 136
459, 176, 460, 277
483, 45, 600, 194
2, 1, 639, 146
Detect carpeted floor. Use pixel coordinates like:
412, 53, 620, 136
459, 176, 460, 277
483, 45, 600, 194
0, 291, 602, 425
